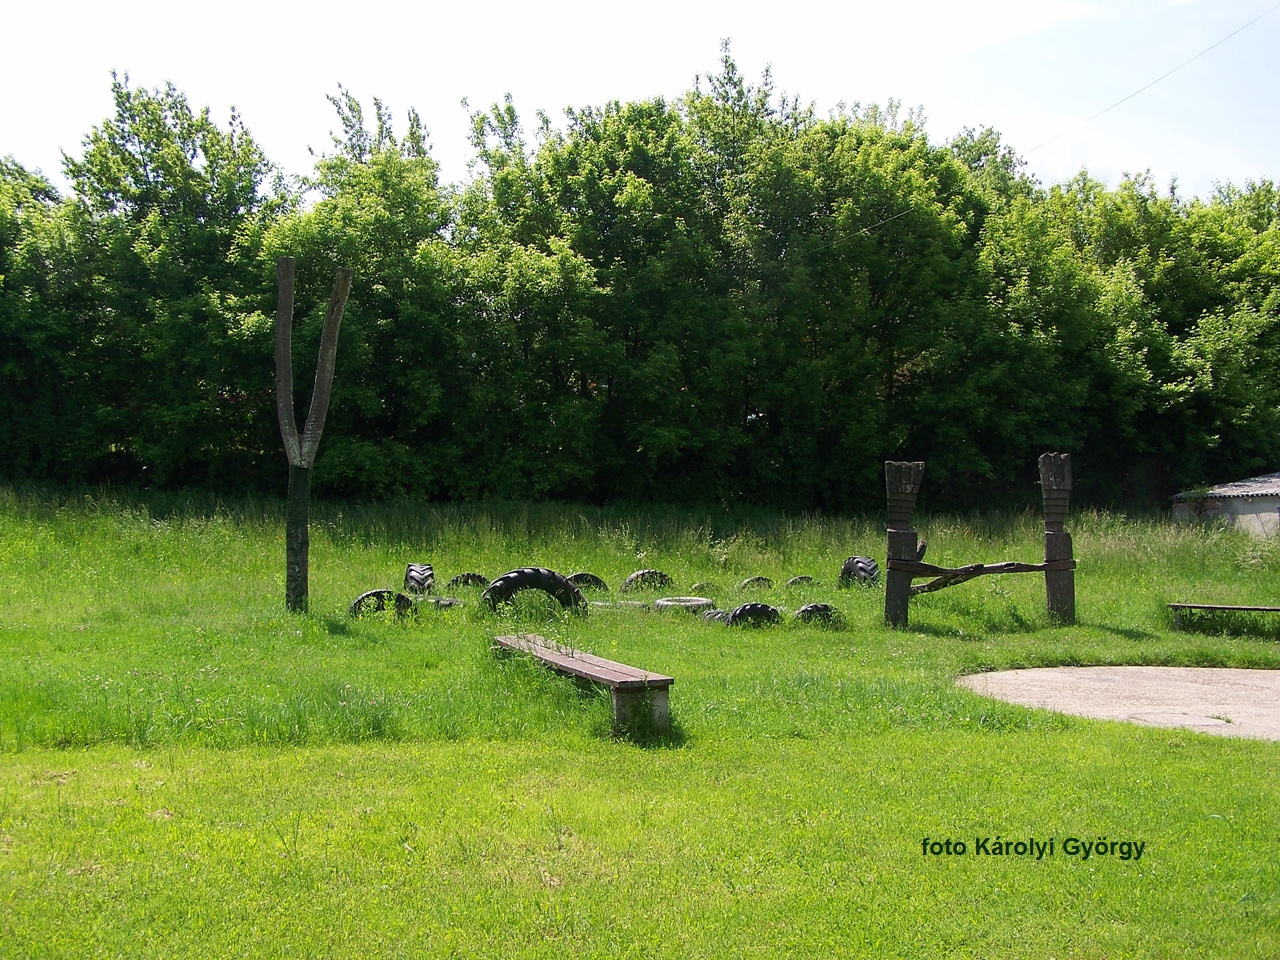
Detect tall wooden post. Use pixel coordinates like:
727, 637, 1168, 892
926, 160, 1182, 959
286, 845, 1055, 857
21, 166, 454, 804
885, 461, 925, 628
275, 257, 353, 613
1040, 452, 1075, 624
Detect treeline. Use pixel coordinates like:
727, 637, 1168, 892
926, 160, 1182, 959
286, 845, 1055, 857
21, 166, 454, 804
3, 55, 1279, 511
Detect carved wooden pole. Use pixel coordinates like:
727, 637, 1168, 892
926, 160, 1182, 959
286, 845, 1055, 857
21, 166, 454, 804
275, 256, 353, 613
885, 461, 925, 628
1040, 452, 1075, 624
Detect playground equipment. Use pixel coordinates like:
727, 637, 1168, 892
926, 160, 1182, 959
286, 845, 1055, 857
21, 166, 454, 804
883, 453, 1077, 628
403, 563, 435, 594
839, 556, 881, 586
620, 569, 674, 592
482, 567, 587, 612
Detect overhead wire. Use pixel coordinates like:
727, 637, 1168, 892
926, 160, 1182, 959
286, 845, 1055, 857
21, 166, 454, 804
809, 1, 1280, 248
1028, 0, 1280, 155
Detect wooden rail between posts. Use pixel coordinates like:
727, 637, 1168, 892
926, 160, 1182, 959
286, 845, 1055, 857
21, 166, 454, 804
493, 634, 673, 732
1168, 603, 1280, 630
883, 453, 1077, 627
888, 558, 1078, 595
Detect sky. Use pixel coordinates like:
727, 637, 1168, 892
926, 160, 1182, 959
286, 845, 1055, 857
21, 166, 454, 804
2, 0, 1278, 199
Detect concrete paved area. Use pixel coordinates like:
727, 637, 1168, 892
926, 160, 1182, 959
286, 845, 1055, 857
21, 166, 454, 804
957, 666, 1280, 741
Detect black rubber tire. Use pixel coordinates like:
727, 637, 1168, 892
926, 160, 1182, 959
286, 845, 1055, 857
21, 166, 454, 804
349, 589, 414, 618
726, 602, 782, 627
403, 563, 435, 594
620, 569, 673, 593
654, 597, 716, 614
795, 602, 841, 625
421, 596, 461, 610
445, 572, 489, 591
737, 576, 773, 590
567, 572, 610, 592
702, 608, 731, 624
785, 575, 814, 587
689, 581, 718, 595
839, 556, 881, 587
481, 567, 587, 612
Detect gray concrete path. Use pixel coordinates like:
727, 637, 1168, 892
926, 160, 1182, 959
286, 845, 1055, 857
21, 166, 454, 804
957, 666, 1280, 741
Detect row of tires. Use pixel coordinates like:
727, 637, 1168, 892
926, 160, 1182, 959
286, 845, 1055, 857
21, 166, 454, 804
350, 554, 891, 620
349, 590, 838, 629
402, 558, 882, 597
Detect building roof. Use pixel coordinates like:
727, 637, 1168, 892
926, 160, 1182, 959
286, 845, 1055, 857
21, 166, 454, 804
1175, 471, 1280, 501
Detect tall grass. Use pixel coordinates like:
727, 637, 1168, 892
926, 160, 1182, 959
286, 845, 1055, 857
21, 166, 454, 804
2, 486, 1278, 752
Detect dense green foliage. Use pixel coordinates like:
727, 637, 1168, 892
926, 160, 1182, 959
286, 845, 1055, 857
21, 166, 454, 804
3, 56, 1278, 509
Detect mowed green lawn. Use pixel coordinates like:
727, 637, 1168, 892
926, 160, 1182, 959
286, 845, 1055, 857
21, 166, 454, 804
1, 488, 1278, 958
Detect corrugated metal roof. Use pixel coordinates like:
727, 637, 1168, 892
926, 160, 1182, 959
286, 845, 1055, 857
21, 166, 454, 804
1175, 471, 1280, 501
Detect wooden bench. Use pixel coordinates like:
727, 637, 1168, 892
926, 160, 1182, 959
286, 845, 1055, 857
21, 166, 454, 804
1169, 603, 1280, 629
494, 634, 674, 733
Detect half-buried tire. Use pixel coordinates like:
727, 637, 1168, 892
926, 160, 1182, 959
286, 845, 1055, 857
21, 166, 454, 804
403, 563, 435, 594
726, 602, 781, 627
795, 602, 841, 625
349, 589, 414, 618
839, 556, 881, 587
620, 569, 673, 593
567, 572, 609, 592
481, 567, 587, 613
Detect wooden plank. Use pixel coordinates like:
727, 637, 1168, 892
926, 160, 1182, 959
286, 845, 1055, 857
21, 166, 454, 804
494, 635, 674, 689
1168, 604, 1280, 613
562, 648, 675, 684
497, 637, 645, 686
910, 569, 986, 596
888, 558, 1077, 577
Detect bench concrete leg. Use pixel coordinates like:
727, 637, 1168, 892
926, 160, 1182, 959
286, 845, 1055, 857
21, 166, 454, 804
611, 687, 670, 734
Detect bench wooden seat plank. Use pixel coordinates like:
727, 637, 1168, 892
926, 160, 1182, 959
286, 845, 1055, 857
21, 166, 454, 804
1168, 604, 1280, 612
494, 634, 673, 731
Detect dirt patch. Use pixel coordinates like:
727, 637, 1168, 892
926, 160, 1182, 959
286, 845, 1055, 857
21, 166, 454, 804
958, 666, 1280, 741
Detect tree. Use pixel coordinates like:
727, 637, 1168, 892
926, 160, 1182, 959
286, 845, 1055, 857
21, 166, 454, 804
0, 159, 80, 481
59, 74, 279, 487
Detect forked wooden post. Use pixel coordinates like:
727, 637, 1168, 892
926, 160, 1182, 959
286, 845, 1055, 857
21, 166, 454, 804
275, 256, 354, 613
1040, 452, 1076, 624
885, 461, 925, 628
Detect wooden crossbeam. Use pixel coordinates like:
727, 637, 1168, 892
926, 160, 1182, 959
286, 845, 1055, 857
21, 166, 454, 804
887, 558, 1078, 596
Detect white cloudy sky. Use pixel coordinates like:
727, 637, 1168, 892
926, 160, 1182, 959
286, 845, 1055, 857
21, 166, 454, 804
2, 0, 1277, 198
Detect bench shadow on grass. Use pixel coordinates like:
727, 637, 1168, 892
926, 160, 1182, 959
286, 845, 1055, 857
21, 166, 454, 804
905, 619, 1158, 642
1090, 623, 1158, 642
1171, 611, 1280, 643
902, 620, 1060, 640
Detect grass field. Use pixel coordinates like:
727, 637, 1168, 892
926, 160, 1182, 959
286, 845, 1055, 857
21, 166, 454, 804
2, 487, 1279, 958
